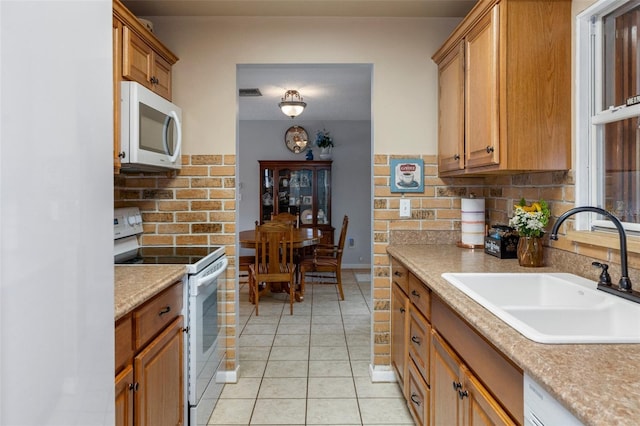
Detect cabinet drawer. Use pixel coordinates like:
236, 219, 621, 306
407, 358, 430, 426
134, 281, 183, 350
391, 258, 409, 295
408, 307, 430, 384
115, 313, 133, 374
409, 273, 430, 320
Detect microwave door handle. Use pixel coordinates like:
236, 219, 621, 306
168, 110, 182, 164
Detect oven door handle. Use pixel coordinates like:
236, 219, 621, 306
192, 257, 228, 294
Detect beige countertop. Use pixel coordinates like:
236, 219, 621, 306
387, 245, 640, 426
114, 265, 186, 321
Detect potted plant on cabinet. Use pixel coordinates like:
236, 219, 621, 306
315, 129, 334, 160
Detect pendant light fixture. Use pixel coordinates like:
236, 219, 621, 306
278, 89, 307, 118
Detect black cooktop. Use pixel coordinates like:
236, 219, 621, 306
115, 245, 224, 265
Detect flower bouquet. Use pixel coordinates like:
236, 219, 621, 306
509, 199, 550, 267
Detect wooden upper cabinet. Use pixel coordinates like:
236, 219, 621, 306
113, 0, 178, 101
464, 4, 499, 170
432, 0, 571, 176
437, 41, 465, 174
113, 16, 123, 174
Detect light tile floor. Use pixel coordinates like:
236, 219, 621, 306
208, 270, 415, 425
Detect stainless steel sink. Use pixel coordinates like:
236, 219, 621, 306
441, 273, 640, 344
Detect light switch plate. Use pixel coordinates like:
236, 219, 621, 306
400, 198, 411, 218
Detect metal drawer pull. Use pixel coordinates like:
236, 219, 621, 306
486, 145, 495, 153
452, 381, 462, 391
410, 394, 421, 406
159, 306, 171, 316
454, 154, 460, 160
400, 307, 406, 314
411, 290, 420, 297
458, 389, 469, 399
394, 270, 403, 277
411, 336, 421, 345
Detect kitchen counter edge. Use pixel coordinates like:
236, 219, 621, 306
114, 264, 187, 321
386, 244, 640, 426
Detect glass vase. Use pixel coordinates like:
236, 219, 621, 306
517, 236, 544, 267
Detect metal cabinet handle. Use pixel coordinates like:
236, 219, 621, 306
486, 146, 495, 153
454, 154, 460, 160
458, 389, 469, 399
159, 306, 171, 316
411, 336, 421, 345
452, 381, 462, 391
399, 307, 406, 314
129, 382, 139, 392
149, 76, 159, 85
118, 151, 126, 159
410, 394, 421, 406
411, 290, 420, 297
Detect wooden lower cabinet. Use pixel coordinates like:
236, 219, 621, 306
431, 330, 516, 426
115, 282, 184, 426
115, 365, 134, 426
135, 316, 184, 426
391, 283, 409, 396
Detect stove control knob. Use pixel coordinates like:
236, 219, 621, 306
135, 214, 142, 224
127, 215, 136, 226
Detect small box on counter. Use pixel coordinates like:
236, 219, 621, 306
484, 225, 519, 259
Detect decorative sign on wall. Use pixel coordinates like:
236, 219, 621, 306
390, 158, 424, 193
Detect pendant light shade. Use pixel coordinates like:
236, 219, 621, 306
278, 90, 307, 118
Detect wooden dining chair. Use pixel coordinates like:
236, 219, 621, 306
238, 221, 259, 282
248, 221, 296, 315
270, 211, 300, 228
299, 215, 349, 300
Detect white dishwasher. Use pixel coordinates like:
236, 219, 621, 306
524, 374, 584, 426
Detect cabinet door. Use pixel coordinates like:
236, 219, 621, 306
134, 316, 184, 426
430, 330, 463, 426
115, 365, 134, 426
122, 26, 153, 89
113, 17, 123, 174
152, 54, 172, 100
462, 368, 516, 426
391, 283, 409, 394
438, 41, 465, 173
464, 4, 499, 170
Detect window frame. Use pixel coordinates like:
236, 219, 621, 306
576, 0, 640, 232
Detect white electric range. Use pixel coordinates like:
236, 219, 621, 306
114, 207, 228, 426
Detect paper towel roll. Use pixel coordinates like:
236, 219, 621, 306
461, 198, 486, 246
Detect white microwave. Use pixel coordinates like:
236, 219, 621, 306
120, 81, 182, 172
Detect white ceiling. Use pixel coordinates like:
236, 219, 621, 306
122, 0, 475, 121
122, 0, 477, 18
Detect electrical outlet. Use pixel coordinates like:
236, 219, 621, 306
348, 237, 355, 248
400, 198, 411, 218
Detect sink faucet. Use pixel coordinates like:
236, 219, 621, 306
550, 206, 640, 302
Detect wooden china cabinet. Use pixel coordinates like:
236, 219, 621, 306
259, 160, 334, 244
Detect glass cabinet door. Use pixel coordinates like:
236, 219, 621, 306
261, 168, 274, 223
316, 169, 330, 225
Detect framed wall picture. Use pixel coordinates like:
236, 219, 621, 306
390, 158, 424, 193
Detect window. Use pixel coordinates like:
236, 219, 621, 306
577, 0, 640, 232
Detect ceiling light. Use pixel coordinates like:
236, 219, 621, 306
278, 90, 306, 118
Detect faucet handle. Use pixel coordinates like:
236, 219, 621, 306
592, 262, 612, 287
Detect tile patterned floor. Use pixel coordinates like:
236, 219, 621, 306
207, 270, 415, 425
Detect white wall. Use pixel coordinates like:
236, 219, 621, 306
0, 1, 114, 424
149, 16, 461, 154
238, 120, 371, 267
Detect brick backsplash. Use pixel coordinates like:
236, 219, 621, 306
114, 154, 238, 372
116, 152, 630, 372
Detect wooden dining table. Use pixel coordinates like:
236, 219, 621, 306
239, 227, 322, 302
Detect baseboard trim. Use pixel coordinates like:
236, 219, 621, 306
216, 367, 239, 383
369, 364, 397, 382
